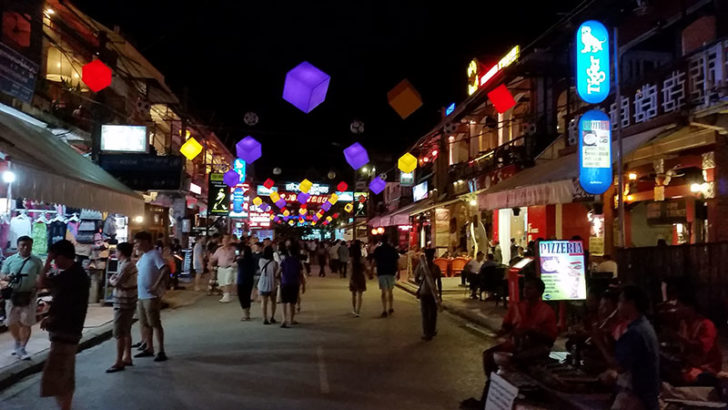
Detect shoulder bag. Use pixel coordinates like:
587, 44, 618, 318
3, 258, 33, 306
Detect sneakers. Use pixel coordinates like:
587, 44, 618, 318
154, 352, 168, 362
17, 347, 30, 360
219, 293, 232, 303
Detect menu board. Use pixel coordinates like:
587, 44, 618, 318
538, 240, 586, 301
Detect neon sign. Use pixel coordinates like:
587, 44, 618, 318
445, 102, 455, 116
578, 110, 612, 194
478, 45, 520, 90
466, 59, 479, 96
576, 20, 610, 104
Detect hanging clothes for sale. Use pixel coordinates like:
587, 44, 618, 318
47, 219, 67, 249
102, 216, 117, 239
31, 219, 48, 255
8, 213, 31, 248
0, 214, 10, 251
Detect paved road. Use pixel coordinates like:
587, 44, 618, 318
0, 274, 496, 410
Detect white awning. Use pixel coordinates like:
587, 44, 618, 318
0, 108, 145, 217
478, 125, 677, 210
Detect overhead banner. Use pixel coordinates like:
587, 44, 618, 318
576, 20, 610, 104
208, 173, 229, 216
578, 110, 612, 195
539, 240, 587, 301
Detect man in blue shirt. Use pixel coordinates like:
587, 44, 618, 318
133, 231, 169, 362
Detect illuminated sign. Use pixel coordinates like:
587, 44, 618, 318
576, 20, 610, 104
466, 59, 479, 96
249, 204, 271, 229
257, 185, 279, 196
229, 183, 251, 218
285, 182, 329, 195
413, 181, 428, 202
337, 191, 354, 202
233, 158, 247, 182
539, 240, 587, 301
208, 173, 229, 216
445, 102, 455, 116
100, 125, 148, 153
400, 171, 414, 187
578, 110, 612, 195
474, 46, 520, 94
189, 182, 202, 195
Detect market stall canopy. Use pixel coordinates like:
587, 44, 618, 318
478, 125, 678, 210
369, 198, 435, 227
0, 107, 144, 217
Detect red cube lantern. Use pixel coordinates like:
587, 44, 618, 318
82, 60, 112, 92
487, 84, 517, 114
333, 213, 339, 218
263, 178, 275, 189
337, 182, 348, 192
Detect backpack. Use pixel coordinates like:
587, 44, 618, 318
280, 257, 301, 286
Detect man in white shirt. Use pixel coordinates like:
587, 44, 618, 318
328, 241, 340, 274
462, 251, 484, 287
133, 231, 169, 362
595, 254, 618, 278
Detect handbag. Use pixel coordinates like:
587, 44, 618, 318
2, 257, 31, 305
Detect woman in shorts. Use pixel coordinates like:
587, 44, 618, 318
257, 246, 278, 325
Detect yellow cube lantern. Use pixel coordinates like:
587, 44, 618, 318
312, 221, 317, 226
270, 191, 280, 202
253, 197, 263, 206
326, 216, 333, 222
299, 208, 306, 216
299, 179, 313, 193
283, 210, 290, 217
180, 137, 203, 160
345, 203, 354, 213
328, 193, 338, 205
398, 152, 417, 173
387, 79, 423, 119
269, 214, 275, 220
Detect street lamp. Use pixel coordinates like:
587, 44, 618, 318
2, 170, 15, 184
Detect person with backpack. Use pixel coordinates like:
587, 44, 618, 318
279, 243, 305, 328
257, 246, 278, 325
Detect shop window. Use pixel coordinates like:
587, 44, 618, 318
45, 45, 86, 90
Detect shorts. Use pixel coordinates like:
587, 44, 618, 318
378, 275, 395, 290
137, 298, 162, 328
5, 297, 36, 327
41, 342, 77, 397
113, 308, 135, 339
260, 291, 274, 297
280, 285, 299, 304
217, 266, 235, 286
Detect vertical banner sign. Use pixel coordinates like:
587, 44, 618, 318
208, 173, 230, 216
579, 110, 612, 194
576, 20, 610, 104
539, 240, 587, 301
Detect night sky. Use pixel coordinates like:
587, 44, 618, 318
74, 0, 582, 182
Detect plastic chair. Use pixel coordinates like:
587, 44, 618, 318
433, 258, 451, 277
451, 257, 469, 277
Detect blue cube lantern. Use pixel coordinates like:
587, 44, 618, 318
297, 192, 310, 204
223, 170, 240, 187
282, 61, 331, 113
369, 176, 386, 194
343, 142, 369, 170
236, 136, 262, 164
321, 202, 332, 212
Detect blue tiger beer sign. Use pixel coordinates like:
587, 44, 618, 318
576, 20, 610, 104
578, 110, 612, 195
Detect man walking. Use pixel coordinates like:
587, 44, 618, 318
38, 240, 89, 410
133, 231, 169, 362
338, 240, 350, 279
210, 235, 236, 303
373, 237, 399, 317
328, 240, 340, 275
0, 236, 42, 360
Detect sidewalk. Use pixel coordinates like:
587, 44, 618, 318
0, 288, 205, 391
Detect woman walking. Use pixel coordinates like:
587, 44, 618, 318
236, 243, 256, 321
279, 243, 305, 328
416, 248, 443, 341
349, 240, 366, 317
316, 242, 327, 277
106, 242, 137, 372
257, 246, 278, 325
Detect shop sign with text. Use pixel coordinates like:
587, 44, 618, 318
208, 173, 230, 216
539, 240, 586, 301
576, 20, 610, 104
578, 109, 612, 195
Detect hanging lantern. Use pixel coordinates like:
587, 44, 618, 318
350, 120, 365, 134
275, 199, 287, 208
326, 216, 333, 222
328, 193, 339, 205
487, 84, 517, 114
288, 220, 295, 226
253, 197, 263, 206
345, 203, 354, 213
223, 170, 240, 187
387, 79, 422, 119
327, 170, 336, 180
270, 191, 281, 202
283, 209, 290, 217
337, 182, 348, 192
264, 178, 275, 189
82, 60, 112, 92
260, 203, 271, 212
398, 153, 417, 173
180, 137, 203, 160
235, 136, 262, 164
270, 214, 276, 221
273, 167, 282, 175
343, 142, 369, 170
299, 179, 313, 193
321, 202, 332, 212
299, 208, 307, 216
297, 192, 310, 204
243, 112, 259, 126
282, 61, 331, 113
332, 212, 339, 218
369, 177, 386, 194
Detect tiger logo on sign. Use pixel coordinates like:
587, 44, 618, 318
580, 26, 605, 53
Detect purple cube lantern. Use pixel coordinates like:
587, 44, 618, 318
343, 142, 369, 170
321, 202, 332, 212
275, 199, 287, 209
297, 192, 310, 204
236, 136, 262, 164
223, 169, 240, 187
282, 61, 331, 113
259, 203, 271, 212
369, 176, 386, 194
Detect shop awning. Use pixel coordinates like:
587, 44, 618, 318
368, 198, 436, 227
478, 125, 678, 210
0, 108, 145, 217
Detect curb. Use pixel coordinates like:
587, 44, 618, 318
395, 282, 501, 334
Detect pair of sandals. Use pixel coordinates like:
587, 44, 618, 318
105, 361, 133, 373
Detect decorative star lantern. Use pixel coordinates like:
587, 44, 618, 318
345, 203, 354, 213
253, 197, 263, 206
264, 178, 275, 189
236, 136, 262, 164
369, 176, 386, 194
343, 142, 369, 170
180, 137, 203, 160
398, 153, 417, 173
223, 170, 240, 187
82, 60, 112, 92
487, 84, 517, 114
328, 193, 338, 205
337, 181, 348, 192
387, 79, 423, 119
282, 61, 331, 113
321, 202, 332, 212
297, 192, 310, 204
299, 179, 313, 193
275, 199, 287, 209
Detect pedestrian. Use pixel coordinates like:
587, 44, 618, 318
210, 235, 236, 303
373, 236, 399, 317
300, 240, 311, 277
258, 246, 278, 325
462, 251, 484, 288
132, 231, 168, 362
509, 238, 518, 262
236, 243, 256, 321
206, 234, 221, 295
0, 236, 42, 360
38, 240, 90, 410
192, 236, 206, 291
416, 248, 442, 341
328, 240, 340, 275
316, 242, 327, 277
349, 240, 366, 317
279, 243, 305, 328
338, 240, 350, 278
105, 242, 137, 373
251, 242, 262, 303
